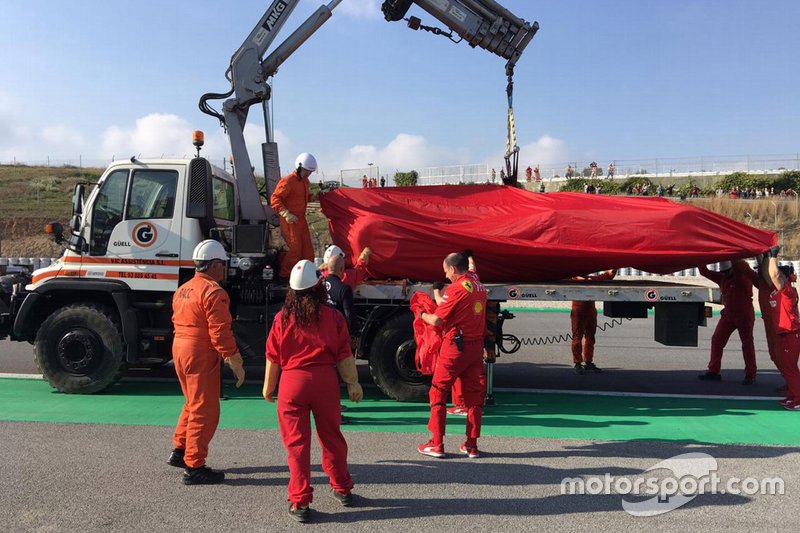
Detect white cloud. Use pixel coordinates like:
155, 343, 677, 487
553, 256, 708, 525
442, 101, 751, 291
100, 113, 195, 160
486, 134, 569, 169
336, 133, 469, 176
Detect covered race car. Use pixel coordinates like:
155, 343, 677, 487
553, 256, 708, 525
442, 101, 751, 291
319, 185, 776, 282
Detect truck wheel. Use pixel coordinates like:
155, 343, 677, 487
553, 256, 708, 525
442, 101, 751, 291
34, 304, 126, 393
368, 312, 430, 402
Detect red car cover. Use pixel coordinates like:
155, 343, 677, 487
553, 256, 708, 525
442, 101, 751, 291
319, 185, 777, 283
409, 292, 441, 375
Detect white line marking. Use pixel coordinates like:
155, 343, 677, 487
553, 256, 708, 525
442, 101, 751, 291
492, 386, 783, 401
0, 373, 783, 401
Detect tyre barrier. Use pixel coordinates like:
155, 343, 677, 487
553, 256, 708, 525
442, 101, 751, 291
1, 257, 59, 274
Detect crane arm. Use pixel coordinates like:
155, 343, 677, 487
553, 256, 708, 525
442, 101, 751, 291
382, 0, 538, 185
200, 0, 537, 223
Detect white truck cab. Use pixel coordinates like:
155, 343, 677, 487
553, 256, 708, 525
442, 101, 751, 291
28, 159, 237, 294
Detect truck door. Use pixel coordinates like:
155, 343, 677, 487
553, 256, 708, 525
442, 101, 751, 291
89, 167, 184, 291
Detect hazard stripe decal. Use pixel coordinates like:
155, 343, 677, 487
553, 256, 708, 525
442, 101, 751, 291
31, 270, 86, 284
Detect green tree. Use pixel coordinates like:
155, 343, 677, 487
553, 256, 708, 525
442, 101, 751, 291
394, 170, 418, 187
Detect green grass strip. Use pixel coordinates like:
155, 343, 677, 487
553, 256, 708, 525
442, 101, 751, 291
1, 378, 796, 446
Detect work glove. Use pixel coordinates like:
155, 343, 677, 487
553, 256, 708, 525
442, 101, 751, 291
280, 209, 298, 224
359, 247, 372, 264
769, 245, 781, 258
225, 353, 246, 388
432, 281, 446, 291
347, 382, 363, 403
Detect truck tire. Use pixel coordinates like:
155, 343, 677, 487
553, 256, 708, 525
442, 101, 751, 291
34, 304, 126, 393
368, 312, 430, 402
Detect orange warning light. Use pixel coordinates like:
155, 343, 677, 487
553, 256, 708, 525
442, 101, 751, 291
192, 130, 205, 148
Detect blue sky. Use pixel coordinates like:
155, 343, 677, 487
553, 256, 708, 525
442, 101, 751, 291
0, 0, 798, 182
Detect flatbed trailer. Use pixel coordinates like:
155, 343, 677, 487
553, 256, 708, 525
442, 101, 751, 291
349, 279, 720, 401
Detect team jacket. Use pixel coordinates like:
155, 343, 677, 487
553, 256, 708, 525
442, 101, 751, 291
436, 271, 487, 343
769, 283, 800, 334
325, 274, 357, 334
699, 262, 755, 315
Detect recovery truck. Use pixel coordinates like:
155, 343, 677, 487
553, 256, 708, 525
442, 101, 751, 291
0, 0, 719, 402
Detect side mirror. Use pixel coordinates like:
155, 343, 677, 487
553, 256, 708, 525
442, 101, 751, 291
70, 184, 85, 233
72, 184, 85, 216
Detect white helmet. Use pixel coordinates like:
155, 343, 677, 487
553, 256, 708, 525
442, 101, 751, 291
717, 261, 733, 271
323, 245, 345, 263
295, 152, 318, 173
192, 239, 228, 262
290, 260, 322, 291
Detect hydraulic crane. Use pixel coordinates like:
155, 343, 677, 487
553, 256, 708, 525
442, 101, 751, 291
199, 0, 537, 216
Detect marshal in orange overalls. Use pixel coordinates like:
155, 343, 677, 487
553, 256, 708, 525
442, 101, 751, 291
271, 170, 314, 278
172, 273, 238, 468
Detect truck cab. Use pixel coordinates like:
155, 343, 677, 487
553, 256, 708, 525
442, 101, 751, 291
2, 156, 277, 393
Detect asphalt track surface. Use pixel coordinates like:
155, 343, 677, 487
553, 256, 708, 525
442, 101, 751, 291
2, 311, 800, 531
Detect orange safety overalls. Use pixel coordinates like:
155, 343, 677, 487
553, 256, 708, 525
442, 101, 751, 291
172, 273, 238, 468
270, 171, 314, 278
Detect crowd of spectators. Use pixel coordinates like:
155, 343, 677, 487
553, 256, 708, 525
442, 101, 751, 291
718, 186, 796, 199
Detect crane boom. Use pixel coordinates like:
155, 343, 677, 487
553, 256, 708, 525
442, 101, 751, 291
199, 0, 537, 222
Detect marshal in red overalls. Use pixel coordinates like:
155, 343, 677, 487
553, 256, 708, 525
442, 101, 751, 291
424, 270, 487, 454
769, 275, 800, 404
266, 305, 354, 507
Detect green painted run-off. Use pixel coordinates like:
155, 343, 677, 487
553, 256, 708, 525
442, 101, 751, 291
0, 377, 796, 446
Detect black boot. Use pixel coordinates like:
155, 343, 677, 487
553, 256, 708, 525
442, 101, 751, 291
167, 448, 186, 468
183, 465, 225, 485
288, 503, 310, 522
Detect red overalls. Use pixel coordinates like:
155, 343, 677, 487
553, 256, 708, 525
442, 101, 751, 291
266, 306, 354, 506
753, 274, 779, 367
172, 273, 238, 468
428, 272, 487, 447
769, 283, 800, 401
571, 301, 598, 364
700, 262, 757, 377
270, 171, 314, 278
569, 270, 615, 364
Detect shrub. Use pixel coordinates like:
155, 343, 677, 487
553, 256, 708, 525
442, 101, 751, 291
559, 178, 620, 194
715, 171, 772, 192
394, 170, 418, 187
775, 170, 800, 192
